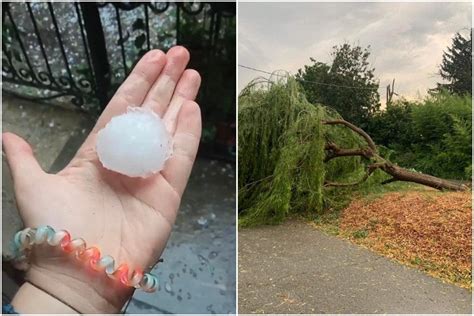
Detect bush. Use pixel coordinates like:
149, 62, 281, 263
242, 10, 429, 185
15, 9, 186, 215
367, 92, 472, 180
367, 101, 415, 149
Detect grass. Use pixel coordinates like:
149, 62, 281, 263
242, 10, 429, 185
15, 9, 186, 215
352, 229, 369, 239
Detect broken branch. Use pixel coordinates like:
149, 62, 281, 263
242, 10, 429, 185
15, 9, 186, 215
322, 119, 377, 151
323, 119, 468, 192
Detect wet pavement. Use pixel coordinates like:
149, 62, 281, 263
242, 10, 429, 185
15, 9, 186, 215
239, 219, 471, 314
126, 159, 236, 314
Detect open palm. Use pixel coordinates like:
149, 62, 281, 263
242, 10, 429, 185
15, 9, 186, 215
3, 46, 201, 313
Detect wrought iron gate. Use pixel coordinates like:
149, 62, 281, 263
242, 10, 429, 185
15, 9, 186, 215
2, 1, 236, 157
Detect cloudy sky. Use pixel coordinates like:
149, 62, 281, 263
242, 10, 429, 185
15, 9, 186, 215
239, 2, 472, 105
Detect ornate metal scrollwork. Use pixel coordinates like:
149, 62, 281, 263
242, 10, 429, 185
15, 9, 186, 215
37, 71, 54, 86
2, 1, 235, 112
2, 2, 95, 107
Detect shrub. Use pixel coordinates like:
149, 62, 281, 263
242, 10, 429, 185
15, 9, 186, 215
367, 92, 472, 180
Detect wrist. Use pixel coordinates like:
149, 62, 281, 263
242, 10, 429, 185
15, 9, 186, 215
10, 226, 147, 313
12, 281, 78, 314
23, 260, 134, 313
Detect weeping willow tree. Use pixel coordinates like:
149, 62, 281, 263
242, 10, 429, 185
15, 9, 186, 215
239, 76, 364, 226
239, 75, 467, 227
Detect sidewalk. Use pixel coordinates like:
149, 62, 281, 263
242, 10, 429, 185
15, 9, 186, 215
126, 159, 236, 313
239, 219, 472, 314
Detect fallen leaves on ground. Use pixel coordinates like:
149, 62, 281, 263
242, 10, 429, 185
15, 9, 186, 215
339, 191, 472, 289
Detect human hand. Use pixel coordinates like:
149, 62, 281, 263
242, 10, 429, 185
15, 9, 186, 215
3, 46, 201, 313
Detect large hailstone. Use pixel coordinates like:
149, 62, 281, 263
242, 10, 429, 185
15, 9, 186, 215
96, 107, 172, 177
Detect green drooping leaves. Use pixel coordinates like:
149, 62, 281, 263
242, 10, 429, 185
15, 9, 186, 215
239, 77, 372, 226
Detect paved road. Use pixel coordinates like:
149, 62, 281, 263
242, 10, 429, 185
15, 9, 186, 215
239, 220, 472, 314
127, 158, 236, 314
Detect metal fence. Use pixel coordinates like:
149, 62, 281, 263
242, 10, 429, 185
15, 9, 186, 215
2, 1, 236, 157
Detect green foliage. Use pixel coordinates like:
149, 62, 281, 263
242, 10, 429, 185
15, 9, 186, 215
239, 77, 378, 226
296, 43, 380, 128
439, 115, 472, 178
435, 30, 472, 95
366, 101, 414, 149
367, 92, 472, 180
352, 229, 369, 239
409, 92, 472, 179
181, 12, 236, 148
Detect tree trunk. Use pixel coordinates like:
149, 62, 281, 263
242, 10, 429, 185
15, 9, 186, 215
323, 119, 469, 192
381, 164, 468, 191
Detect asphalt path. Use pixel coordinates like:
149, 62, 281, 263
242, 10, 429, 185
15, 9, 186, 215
239, 219, 472, 314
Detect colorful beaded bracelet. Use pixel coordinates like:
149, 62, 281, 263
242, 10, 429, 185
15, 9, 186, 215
11, 226, 159, 293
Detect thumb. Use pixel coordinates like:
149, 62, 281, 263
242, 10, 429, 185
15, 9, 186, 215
3, 132, 45, 188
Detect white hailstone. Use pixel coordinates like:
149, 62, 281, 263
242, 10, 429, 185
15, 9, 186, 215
96, 106, 172, 178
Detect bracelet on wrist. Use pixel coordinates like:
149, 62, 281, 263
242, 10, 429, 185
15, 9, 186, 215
11, 226, 159, 293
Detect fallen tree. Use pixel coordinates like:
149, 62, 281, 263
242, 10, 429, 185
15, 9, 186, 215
322, 119, 468, 191
238, 77, 468, 226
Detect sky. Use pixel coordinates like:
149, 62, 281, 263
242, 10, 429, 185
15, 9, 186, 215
238, 2, 472, 105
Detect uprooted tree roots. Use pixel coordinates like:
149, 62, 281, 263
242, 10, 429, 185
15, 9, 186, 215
238, 77, 468, 226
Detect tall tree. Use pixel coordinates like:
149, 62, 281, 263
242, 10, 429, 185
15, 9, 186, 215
296, 44, 380, 128
436, 30, 472, 95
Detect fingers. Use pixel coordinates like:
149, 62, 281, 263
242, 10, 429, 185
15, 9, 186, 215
142, 46, 190, 116
92, 49, 166, 134
161, 101, 202, 197
163, 69, 201, 134
77, 50, 166, 154
2, 133, 45, 188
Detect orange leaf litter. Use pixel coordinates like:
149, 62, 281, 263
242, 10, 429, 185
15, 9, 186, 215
339, 191, 472, 289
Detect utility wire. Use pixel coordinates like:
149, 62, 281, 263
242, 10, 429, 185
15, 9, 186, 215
238, 64, 377, 90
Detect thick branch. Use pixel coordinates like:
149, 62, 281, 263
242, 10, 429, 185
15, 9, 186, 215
324, 142, 374, 162
323, 119, 468, 192
324, 161, 467, 191
322, 119, 377, 151
381, 164, 468, 191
